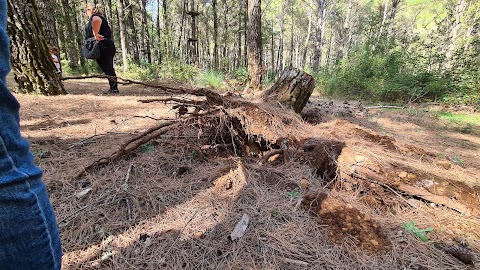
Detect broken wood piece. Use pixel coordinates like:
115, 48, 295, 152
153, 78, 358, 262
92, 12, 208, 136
262, 67, 315, 113
283, 257, 309, 266
75, 188, 92, 198
230, 213, 250, 241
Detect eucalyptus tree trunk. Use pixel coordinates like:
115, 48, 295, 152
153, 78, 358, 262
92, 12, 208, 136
7, 0, 65, 95
312, 0, 325, 72
116, 0, 129, 71
213, 0, 219, 69
246, 0, 263, 92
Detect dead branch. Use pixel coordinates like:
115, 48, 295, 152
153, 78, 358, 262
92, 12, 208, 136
74, 121, 179, 180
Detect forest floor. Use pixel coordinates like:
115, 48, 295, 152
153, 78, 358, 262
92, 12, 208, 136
12, 77, 480, 269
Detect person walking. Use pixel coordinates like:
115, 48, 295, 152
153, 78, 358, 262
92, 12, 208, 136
0, 0, 62, 268
85, 3, 119, 94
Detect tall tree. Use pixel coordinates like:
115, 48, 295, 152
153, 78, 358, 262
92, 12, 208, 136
116, 0, 129, 71
301, 7, 313, 68
213, 0, 219, 69
277, 0, 286, 72
246, 0, 262, 91
59, 0, 80, 68
312, 0, 326, 72
37, 0, 59, 48
7, 0, 65, 95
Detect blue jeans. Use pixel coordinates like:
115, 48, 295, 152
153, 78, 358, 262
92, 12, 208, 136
0, 0, 62, 268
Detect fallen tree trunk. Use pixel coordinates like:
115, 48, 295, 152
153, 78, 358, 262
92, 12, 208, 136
262, 67, 315, 113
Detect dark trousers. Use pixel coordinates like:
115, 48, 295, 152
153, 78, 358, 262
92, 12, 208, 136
96, 46, 118, 90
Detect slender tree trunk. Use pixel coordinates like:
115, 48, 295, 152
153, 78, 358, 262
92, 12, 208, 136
213, 0, 219, 69
7, 0, 65, 95
271, 22, 275, 72
74, 3, 85, 67
277, 0, 286, 72
247, 0, 263, 92
59, 0, 79, 68
237, 0, 243, 68
116, 0, 128, 71
244, 0, 248, 66
312, 0, 325, 72
203, 8, 211, 67
157, 0, 162, 64
126, 0, 140, 64
164, 0, 172, 58
177, 0, 186, 58
301, 7, 312, 68
376, 0, 389, 43
289, 0, 295, 67
222, 0, 229, 68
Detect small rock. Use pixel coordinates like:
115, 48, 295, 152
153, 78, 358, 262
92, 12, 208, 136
299, 179, 309, 189
355, 155, 367, 163
437, 161, 452, 170
398, 171, 408, 178
194, 232, 203, 239
407, 173, 417, 179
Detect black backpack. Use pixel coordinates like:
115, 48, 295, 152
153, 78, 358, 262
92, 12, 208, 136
82, 37, 101, 59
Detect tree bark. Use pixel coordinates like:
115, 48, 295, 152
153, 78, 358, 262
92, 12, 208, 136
213, 0, 219, 69
312, 0, 325, 72
116, 0, 129, 71
126, 0, 140, 65
157, 0, 162, 64
7, 0, 65, 95
289, 0, 295, 67
247, 0, 263, 92
301, 7, 312, 69
36, 0, 59, 48
262, 67, 314, 113
277, 0, 286, 72
59, 0, 79, 68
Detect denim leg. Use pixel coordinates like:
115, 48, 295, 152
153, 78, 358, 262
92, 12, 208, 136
0, 178, 62, 270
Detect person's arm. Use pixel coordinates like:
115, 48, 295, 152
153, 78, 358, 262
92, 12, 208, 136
91, 16, 104, 41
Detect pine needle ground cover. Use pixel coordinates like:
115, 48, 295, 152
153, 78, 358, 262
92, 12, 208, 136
16, 78, 480, 269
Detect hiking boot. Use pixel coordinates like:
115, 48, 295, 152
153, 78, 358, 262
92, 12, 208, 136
101, 89, 120, 95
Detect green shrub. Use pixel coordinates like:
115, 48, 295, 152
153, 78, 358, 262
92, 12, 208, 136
195, 70, 225, 89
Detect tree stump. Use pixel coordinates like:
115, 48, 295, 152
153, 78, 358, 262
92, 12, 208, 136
262, 67, 315, 113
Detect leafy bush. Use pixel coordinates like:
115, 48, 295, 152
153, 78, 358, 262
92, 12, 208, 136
61, 59, 100, 76
320, 46, 450, 103
195, 70, 225, 89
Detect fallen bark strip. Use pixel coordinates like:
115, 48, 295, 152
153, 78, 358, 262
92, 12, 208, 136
352, 166, 471, 215
74, 121, 179, 180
